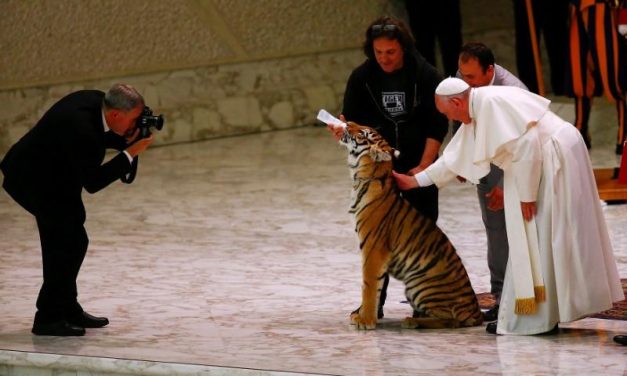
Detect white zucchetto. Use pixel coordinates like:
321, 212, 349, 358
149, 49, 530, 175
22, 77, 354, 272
435, 77, 470, 96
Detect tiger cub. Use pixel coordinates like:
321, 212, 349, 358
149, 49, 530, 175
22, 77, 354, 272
338, 122, 483, 330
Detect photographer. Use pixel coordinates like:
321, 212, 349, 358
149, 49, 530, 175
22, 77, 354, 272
0, 84, 157, 336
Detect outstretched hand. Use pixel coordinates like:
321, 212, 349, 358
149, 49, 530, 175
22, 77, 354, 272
392, 171, 419, 190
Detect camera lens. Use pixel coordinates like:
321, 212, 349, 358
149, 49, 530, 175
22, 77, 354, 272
155, 115, 164, 130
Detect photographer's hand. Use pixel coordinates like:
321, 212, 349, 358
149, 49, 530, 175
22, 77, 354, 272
124, 128, 141, 143
125, 134, 154, 157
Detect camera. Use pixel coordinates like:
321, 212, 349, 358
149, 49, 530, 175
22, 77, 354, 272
136, 106, 164, 138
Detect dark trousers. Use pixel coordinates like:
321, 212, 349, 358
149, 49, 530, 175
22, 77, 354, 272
34, 215, 88, 324
476, 165, 508, 303
513, 0, 569, 95
405, 0, 462, 78
2, 177, 88, 325
401, 185, 439, 223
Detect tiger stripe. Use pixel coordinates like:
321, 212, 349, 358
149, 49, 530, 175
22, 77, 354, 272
342, 122, 483, 330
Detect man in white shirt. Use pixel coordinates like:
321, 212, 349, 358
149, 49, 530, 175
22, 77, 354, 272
455, 43, 528, 322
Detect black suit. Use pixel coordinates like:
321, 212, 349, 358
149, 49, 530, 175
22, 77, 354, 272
512, 0, 569, 95
0, 90, 132, 324
405, 0, 463, 78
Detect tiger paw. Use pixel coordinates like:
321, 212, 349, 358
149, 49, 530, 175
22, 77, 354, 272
401, 317, 421, 329
350, 311, 360, 325
350, 313, 377, 330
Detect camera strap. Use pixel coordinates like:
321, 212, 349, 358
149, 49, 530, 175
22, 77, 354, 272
121, 156, 139, 184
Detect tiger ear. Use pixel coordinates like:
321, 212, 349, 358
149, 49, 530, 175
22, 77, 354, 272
369, 144, 392, 162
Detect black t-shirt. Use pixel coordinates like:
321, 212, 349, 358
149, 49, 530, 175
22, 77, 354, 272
378, 67, 411, 122
342, 55, 448, 171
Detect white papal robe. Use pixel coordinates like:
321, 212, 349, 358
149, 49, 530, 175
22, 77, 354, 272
425, 86, 623, 335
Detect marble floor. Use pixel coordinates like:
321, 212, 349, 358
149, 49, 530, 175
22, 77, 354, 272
0, 123, 626, 375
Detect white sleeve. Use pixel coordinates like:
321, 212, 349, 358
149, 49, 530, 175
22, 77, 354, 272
424, 158, 458, 188
123, 151, 133, 164
415, 171, 434, 187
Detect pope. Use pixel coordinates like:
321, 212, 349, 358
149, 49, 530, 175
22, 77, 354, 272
393, 77, 623, 335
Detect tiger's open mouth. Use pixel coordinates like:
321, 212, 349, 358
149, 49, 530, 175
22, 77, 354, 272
339, 129, 351, 146
342, 128, 400, 165
339, 130, 363, 158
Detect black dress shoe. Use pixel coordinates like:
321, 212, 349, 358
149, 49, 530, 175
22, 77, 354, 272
486, 321, 497, 334
613, 335, 627, 345
68, 311, 109, 328
482, 305, 499, 322
486, 322, 558, 336
32, 320, 85, 336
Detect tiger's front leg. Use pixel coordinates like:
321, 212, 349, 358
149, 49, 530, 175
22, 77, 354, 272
350, 248, 389, 330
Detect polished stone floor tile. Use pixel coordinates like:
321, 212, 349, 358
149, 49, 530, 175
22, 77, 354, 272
0, 126, 625, 375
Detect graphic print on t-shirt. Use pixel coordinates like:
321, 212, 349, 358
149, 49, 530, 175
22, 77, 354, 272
382, 92, 406, 117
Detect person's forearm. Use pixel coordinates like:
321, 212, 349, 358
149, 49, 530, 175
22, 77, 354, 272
422, 157, 458, 188
418, 138, 442, 168
394, 158, 450, 190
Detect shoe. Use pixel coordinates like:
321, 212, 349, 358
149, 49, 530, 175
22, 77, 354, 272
32, 320, 85, 336
486, 322, 558, 336
486, 322, 497, 334
606, 200, 627, 205
67, 311, 109, 328
613, 335, 627, 345
537, 324, 559, 335
351, 306, 384, 320
482, 304, 499, 322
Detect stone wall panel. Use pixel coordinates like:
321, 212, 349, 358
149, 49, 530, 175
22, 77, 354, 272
5, 1, 589, 157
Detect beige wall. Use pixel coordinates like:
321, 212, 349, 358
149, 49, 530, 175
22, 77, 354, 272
0, 0, 398, 90
1, 0, 411, 155
7, 1, 602, 157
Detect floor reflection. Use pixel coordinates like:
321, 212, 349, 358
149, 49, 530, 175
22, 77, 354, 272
0, 126, 625, 375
